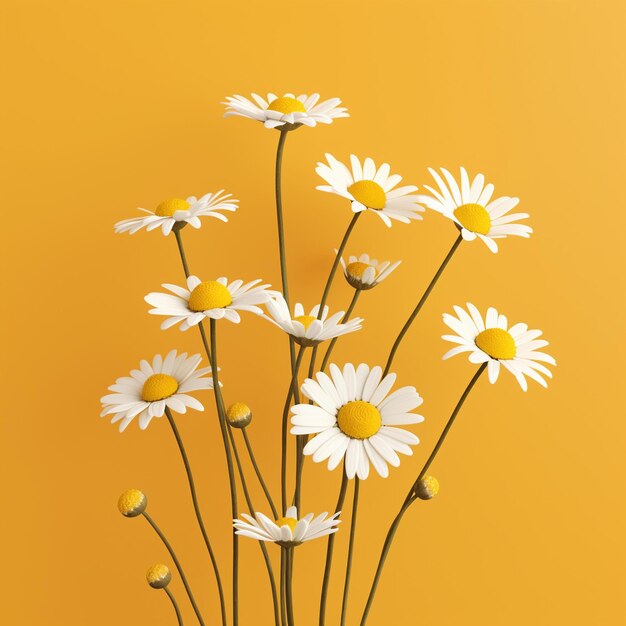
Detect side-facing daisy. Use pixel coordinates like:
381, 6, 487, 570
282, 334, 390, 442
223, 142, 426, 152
100, 350, 213, 432
338, 251, 401, 290
316, 154, 424, 227
114, 191, 238, 236
263, 296, 363, 347
417, 167, 531, 253
223, 93, 348, 130
234, 506, 340, 547
442, 303, 556, 390
291, 364, 424, 479
145, 275, 275, 329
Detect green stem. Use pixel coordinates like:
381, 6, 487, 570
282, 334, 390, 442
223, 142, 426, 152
384, 233, 463, 376
142, 512, 205, 626
360, 363, 487, 625
320, 289, 362, 373
164, 587, 184, 626
274, 128, 290, 304
227, 426, 280, 626
165, 409, 227, 626
173, 226, 191, 279
208, 319, 240, 626
284, 548, 296, 626
242, 428, 279, 519
340, 478, 360, 626
319, 470, 349, 626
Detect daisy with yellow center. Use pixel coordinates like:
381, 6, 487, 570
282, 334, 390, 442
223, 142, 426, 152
145, 275, 276, 328
114, 190, 238, 236
338, 252, 401, 290
100, 350, 213, 431
417, 167, 531, 253
316, 154, 424, 227
233, 506, 340, 547
263, 296, 363, 347
291, 363, 424, 479
442, 303, 556, 390
223, 92, 348, 130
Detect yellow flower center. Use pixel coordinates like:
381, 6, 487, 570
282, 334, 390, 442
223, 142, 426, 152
141, 374, 179, 402
346, 261, 375, 280
293, 315, 317, 330
275, 517, 298, 532
118, 489, 146, 516
453, 203, 491, 235
347, 180, 387, 210
475, 328, 516, 360
267, 96, 307, 114
188, 281, 233, 311
155, 198, 190, 217
146, 564, 170, 584
336, 400, 382, 439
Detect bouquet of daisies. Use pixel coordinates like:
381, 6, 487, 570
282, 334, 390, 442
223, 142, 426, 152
102, 92, 554, 626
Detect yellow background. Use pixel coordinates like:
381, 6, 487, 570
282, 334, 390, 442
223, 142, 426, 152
1, 1, 624, 624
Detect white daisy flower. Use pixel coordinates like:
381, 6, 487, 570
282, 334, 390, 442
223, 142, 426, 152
234, 506, 340, 548
100, 350, 213, 432
223, 92, 348, 130
291, 364, 424, 480
417, 167, 531, 253
338, 251, 401, 290
114, 191, 238, 236
263, 296, 363, 347
316, 154, 425, 227
145, 276, 275, 329
442, 303, 556, 391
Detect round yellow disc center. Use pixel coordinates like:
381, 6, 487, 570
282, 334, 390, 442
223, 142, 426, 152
275, 517, 298, 532
267, 96, 306, 114
336, 400, 382, 439
293, 314, 316, 330
348, 180, 386, 210
475, 328, 516, 360
346, 261, 375, 280
141, 373, 179, 402
155, 198, 191, 217
453, 203, 491, 234
188, 281, 233, 311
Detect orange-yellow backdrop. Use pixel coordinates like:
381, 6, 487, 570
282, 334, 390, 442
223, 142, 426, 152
1, 1, 625, 624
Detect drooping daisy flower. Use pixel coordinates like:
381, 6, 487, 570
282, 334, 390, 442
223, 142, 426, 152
417, 167, 531, 253
223, 93, 348, 130
442, 303, 556, 391
316, 154, 424, 227
145, 276, 275, 329
263, 296, 363, 347
234, 506, 340, 547
338, 251, 401, 290
100, 350, 213, 432
114, 191, 238, 236
291, 364, 424, 479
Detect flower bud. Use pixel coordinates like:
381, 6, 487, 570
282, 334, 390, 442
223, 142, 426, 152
226, 402, 252, 428
414, 475, 439, 500
118, 489, 147, 517
146, 564, 171, 589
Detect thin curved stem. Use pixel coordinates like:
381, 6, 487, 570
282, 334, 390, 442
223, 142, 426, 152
284, 548, 296, 626
165, 408, 227, 626
360, 363, 487, 625
320, 289, 362, 373
384, 233, 463, 376
242, 428, 278, 519
274, 128, 291, 304
319, 470, 349, 626
280, 547, 287, 626
164, 587, 184, 626
173, 226, 191, 279
209, 319, 240, 626
142, 512, 205, 626
340, 477, 360, 626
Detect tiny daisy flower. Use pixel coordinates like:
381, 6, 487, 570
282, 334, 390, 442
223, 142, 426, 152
263, 296, 363, 347
145, 275, 275, 329
223, 92, 348, 130
417, 167, 531, 253
442, 303, 556, 391
316, 154, 424, 227
234, 506, 340, 547
100, 350, 213, 432
338, 251, 401, 290
291, 364, 424, 480
114, 191, 238, 236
